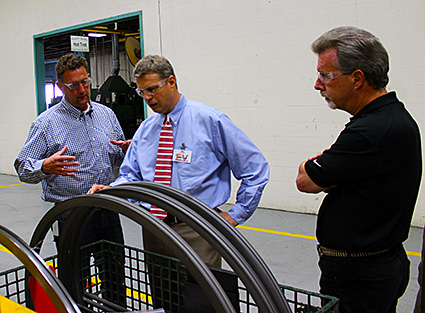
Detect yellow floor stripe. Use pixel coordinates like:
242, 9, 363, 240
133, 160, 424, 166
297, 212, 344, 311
85, 277, 152, 303
410, 251, 422, 257
128, 288, 152, 303
0, 295, 35, 312
238, 225, 317, 240
0, 245, 11, 254
0, 182, 25, 188
0, 222, 420, 275
0, 226, 422, 258
237, 225, 422, 257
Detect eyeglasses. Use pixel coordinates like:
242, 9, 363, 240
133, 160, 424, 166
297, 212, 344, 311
317, 71, 343, 83
136, 77, 169, 97
63, 78, 92, 90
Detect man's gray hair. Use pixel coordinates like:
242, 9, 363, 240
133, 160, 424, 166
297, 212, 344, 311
311, 26, 389, 89
133, 55, 175, 80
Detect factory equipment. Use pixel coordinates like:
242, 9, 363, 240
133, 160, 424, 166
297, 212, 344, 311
95, 34, 144, 139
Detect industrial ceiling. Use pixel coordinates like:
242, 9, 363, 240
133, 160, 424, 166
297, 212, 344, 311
43, 17, 140, 62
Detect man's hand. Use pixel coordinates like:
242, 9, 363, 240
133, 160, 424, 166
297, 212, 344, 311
111, 139, 132, 153
42, 146, 80, 176
220, 211, 239, 227
87, 184, 109, 194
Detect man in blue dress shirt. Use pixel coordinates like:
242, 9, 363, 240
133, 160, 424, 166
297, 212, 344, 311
89, 55, 269, 310
15, 53, 130, 307
90, 54, 269, 262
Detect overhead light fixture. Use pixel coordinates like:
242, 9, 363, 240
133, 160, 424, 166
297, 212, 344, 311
88, 33, 107, 38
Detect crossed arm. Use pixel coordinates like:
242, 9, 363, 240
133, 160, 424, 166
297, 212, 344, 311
296, 161, 327, 194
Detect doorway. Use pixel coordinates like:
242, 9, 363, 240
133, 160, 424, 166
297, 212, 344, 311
33, 11, 145, 139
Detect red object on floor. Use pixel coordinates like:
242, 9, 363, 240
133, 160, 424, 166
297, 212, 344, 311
28, 265, 60, 313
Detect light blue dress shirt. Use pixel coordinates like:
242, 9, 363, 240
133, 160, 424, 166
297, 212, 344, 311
14, 98, 125, 202
111, 94, 269, 224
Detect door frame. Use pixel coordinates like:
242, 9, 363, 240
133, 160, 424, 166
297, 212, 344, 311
33, 11, 144, 115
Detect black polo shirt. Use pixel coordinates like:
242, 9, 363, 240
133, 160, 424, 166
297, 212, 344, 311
305, 92, 422, 251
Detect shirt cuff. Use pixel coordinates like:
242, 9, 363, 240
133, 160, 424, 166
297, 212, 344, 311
227, 203, 250, 225
110, 177, 127, 187
35, 159, 49, 178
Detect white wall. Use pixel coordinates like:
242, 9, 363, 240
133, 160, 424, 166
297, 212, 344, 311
2, 0, 425, 226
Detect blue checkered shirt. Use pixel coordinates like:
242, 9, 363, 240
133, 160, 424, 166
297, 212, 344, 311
14, 98, 125, 203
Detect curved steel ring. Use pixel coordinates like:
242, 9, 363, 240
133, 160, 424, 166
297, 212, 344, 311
0, 225, 81, 313
98, 182, 291, 313
30, 193, 236, 313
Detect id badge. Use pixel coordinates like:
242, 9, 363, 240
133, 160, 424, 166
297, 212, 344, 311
173, 149, 192, 163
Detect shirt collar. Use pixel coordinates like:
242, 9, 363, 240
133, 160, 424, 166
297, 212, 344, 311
61, 97, 93, 118
351, 91, 397, 120
163, 93, 186, 126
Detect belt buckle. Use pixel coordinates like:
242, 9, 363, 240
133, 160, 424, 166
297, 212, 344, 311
165, 214, 179, 225
317, 244, 324, 257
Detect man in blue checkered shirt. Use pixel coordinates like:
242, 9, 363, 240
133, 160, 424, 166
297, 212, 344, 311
14, 53, 130, 308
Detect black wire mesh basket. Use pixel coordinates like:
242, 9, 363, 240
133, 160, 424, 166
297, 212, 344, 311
0, 239, 338, 313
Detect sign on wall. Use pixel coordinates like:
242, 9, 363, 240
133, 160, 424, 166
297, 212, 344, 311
70, 36, 89, 52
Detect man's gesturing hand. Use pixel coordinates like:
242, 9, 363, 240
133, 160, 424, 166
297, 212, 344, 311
87, 184, 109, 194
111, 139, 132, 153
42, 145, 80, 176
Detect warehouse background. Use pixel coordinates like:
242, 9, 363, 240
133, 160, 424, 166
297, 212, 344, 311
1, 0, 425, 226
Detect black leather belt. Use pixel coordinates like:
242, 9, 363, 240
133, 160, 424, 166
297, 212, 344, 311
317, 244, 391, 258
163, 207, 222, 225
163, 213, 181, 225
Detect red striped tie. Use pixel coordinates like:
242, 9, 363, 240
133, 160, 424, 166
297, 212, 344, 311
151, 115, 173, 220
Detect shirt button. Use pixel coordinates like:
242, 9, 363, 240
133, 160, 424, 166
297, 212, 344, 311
92, 137, 95, 141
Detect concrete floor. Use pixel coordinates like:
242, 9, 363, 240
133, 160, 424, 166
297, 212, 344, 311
0, 173, 422, 312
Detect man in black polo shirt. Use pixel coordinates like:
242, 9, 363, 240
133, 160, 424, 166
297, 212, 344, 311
296, 26, 422, 313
